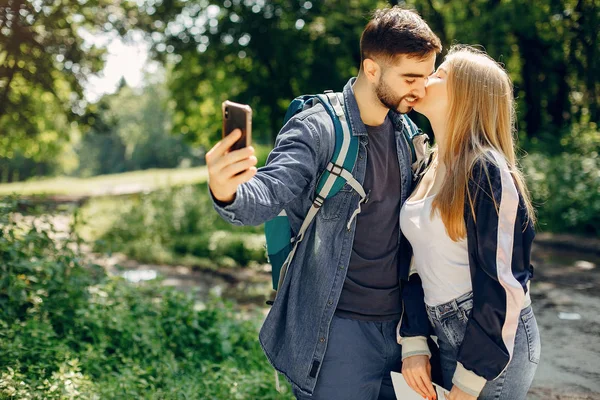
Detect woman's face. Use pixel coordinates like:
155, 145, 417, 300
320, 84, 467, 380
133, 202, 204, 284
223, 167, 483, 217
413, 62, 449, 120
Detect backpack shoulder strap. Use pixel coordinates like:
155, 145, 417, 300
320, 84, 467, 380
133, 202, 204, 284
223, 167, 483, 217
273, 91, 367, 291
313, 91, 362, 199
283, 95, 318, 124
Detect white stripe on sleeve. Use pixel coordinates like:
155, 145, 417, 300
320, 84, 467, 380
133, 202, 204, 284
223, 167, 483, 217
491, 151, 525, 376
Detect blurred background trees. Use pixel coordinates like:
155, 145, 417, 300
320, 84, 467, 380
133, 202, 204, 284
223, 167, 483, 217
1, 0, 598, 231
138, 0, 598, 148
2, 0, 597, 154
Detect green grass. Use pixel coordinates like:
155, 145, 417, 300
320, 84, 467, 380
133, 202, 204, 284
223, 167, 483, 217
0, 166, 208, 196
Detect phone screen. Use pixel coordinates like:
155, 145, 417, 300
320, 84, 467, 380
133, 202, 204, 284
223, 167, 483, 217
223, 101, 252, 151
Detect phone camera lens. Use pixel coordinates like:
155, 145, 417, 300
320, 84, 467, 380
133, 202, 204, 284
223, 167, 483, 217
225, 108, 229, 118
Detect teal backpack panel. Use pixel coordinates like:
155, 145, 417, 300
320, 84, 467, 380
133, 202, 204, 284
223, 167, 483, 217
264, 214, 291, 290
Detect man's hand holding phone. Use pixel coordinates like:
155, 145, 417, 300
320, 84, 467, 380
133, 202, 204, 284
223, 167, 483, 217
206, 129, 257, 204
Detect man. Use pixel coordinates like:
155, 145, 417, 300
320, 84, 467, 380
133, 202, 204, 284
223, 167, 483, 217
207, 6, 442, 399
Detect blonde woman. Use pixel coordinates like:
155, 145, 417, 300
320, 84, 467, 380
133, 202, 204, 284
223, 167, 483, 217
398, 46, 541, 400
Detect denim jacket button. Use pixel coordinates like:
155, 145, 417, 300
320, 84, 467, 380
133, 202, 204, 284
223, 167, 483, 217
328, 300, 333, 306
319, 337, 325, 343
339, 265, 344, 270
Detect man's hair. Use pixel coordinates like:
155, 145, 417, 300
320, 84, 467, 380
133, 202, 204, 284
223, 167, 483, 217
360, 6, 442, 66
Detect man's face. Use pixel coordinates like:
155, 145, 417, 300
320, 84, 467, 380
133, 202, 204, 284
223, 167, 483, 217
375, 53, 436, 114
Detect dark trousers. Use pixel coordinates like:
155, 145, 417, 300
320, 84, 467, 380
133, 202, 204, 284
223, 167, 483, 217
293, 314, 442, 400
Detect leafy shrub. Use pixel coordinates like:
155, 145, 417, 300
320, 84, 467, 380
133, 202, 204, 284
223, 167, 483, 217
0, 199, 291, 399
523, 151, 600, 236
521, 123, 600, 236
0, 199, 102, 331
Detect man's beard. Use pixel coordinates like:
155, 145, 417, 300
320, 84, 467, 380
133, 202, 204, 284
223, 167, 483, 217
375, 79, 413, 114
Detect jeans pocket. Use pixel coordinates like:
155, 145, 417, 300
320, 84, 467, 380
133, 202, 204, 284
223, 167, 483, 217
440, 314, 467, 349
521, 307, 541, 364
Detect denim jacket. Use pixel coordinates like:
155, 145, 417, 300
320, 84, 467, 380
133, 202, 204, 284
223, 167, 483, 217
212, 78, 416, 395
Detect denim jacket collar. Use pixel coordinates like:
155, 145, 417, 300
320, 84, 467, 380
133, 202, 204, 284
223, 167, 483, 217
343, 77, 368, 137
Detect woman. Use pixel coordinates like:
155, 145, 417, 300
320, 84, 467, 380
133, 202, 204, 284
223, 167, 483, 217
397, 46, 541, 400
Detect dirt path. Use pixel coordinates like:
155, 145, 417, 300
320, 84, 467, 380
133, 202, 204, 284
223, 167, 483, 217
527, 243, 600, 399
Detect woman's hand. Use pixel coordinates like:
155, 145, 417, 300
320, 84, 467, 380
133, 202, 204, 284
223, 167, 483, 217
402, 355, 436, 399
447, 385, 477, 400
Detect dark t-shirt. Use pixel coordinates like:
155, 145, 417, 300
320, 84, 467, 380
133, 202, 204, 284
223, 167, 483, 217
336, 116, 403, 321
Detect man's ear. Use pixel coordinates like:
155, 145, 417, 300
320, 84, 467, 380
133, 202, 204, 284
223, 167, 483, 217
362, 58, 381, 83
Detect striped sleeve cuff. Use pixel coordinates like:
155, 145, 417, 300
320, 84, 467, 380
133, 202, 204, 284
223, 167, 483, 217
452, 362, 487, 397
400, 336, 432, 360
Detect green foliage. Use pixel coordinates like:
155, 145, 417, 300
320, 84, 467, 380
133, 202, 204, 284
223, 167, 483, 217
93, 183, 267, 267
137, 0, 598, 147
523, 152, 600, 236
0, 0, 188, 181
0, 81, 79, 182
147, 0, 378, 146
0, 79, 205, 182
0, 150, 61, 183
404, 0, 598, 139
0, 200, 291, 399
0, 167, 208, 197
254, 143, 272, 168
0, 0, 145, 155
522, 123, 600, 236
0, 200, 100, 330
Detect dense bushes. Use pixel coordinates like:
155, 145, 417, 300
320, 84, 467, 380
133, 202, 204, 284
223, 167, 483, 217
523, 152, 599, 235
522, 123, 600, 236
0, 200, 291, 399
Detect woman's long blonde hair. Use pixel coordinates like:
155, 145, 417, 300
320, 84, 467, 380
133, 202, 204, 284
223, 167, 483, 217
431, 45, 535, 241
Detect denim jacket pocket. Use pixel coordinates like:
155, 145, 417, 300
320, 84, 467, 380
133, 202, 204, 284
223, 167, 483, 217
319, 187, 353, 221
521, 307, 541, 364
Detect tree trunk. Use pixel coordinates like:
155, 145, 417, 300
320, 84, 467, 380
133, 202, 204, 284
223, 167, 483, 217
582, 0, 598, 123
423, 0, 449, 55
548, 60, 570, 128
516, 34, 543, 138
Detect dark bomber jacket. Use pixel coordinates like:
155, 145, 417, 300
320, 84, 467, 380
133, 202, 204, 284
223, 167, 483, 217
398, 150, 535, 396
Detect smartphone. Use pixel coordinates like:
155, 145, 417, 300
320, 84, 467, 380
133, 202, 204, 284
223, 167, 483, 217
222, 100, 252, 152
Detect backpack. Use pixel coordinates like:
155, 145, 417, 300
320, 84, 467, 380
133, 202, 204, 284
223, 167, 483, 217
264, 90, 430, 293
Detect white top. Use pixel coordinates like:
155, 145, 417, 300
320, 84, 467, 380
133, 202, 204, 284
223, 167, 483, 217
400, 195, 472, 306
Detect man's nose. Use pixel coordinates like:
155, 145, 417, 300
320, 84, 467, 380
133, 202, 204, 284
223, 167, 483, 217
414, 82, 426, 99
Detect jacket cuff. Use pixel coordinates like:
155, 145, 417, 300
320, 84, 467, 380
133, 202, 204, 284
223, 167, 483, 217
400, 336, 432, 360
452, 362, 487, 397
210, 185, 244, 225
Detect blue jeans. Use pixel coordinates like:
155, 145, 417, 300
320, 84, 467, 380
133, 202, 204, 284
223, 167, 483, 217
293, 315, 401, 400
426, 292, 541, 399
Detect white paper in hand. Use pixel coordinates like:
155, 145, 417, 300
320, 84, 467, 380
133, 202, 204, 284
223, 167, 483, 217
390, 371, 450, 400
